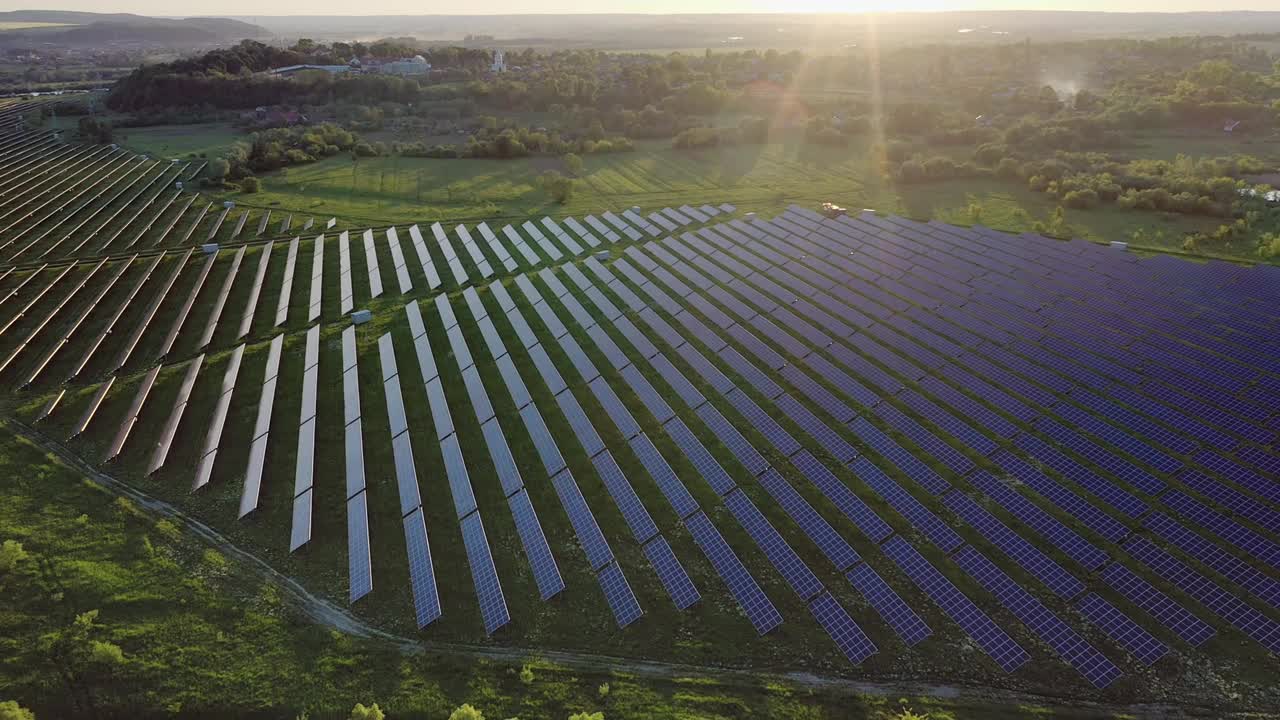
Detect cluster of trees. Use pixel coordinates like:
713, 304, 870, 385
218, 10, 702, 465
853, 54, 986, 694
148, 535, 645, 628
75, 116, 113, 144
207, 123, 359, 188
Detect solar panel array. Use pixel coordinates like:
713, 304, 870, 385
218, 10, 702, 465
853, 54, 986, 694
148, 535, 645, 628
6, 168, 1279, 693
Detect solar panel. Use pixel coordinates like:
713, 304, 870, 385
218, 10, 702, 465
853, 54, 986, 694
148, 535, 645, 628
1143, 511, 1280, 610
642, 536, 701, 610
506, 488, 566, 600
589, 376, 642, 440
1125, 536, 1280, 653
793, 450, 893, 542
1035, 414, 1168, 494
551, 468, 614, 570
942, 490, 1085, 599
695, 403, 769, 477
460, 512, 511, 636
1162, 489, 1280, 570
384, 375, 409, 437
1178, 469, 1280, 536
520, 403, 566, 475
661, 417, 735, 496
673, 341, 735, 395
586, 324, 629, 371
720, 346, 783, 399
954, 545, 1122, 688
724, 488, 824, 600
990, 449, 1130, 543
620, 364, 675, 423
727, 390, 801, 457
343, 418, 365, 499
779, 365, 856, 423
684, 510, 783, 635
966, 470, 1109, 571
1014, 433, 1148, 520
1075, 592, 1170, 666
852, 457, 962, 552
874, 402, 973, 476
597, 561, 644, 628
881, 535, 1030, 673
1099, 562, 1216, 647
845, 562, 932, 646
425, 377, 454, 440
441, 433, 479, 519
347, 491, 373, 602
589, 450, 659, 543
555, 387, 606, 458
629, 433, 700, 520
849, 417, 950, 494
391, 431, 422, 516
402, 507, 443, 627
1194, 449, 1280, 505
807, 591, 877, 665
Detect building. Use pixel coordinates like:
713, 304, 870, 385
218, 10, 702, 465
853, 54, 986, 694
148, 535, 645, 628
491, 49, 506, 73
267, 64, 351, 77
381, 55, 431, 77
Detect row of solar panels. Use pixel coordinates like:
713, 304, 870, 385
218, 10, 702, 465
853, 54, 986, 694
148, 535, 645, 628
0, 203, 738, 393
0, 129, 326, 259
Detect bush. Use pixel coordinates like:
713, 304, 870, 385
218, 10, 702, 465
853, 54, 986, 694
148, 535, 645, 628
240, 176, 261, 194
0, 540, 28, 573
450, 705, 485, 720
1062, 189, 1099, 209
349, 703, 384, 720
353, 142, 377, 157
0, 701, 35, 720
519, 665, 534, 685
563, 152, 584, 176
539, 170, 575, 204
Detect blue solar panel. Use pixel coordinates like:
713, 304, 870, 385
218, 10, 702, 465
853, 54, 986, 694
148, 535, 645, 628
919, 375, 1015, 438
664, 417, 736, 496
609, 280, 646, 313
881, 536, 1030, 672
684, 511, 783, 635
402, 507, 442, 627
757, 468, 859, 571
589, 376, 642, 440
1014, 433, 1148, 519
620, 364, 675, 423
347, 492, 373, 603
727, 389, 802, 457
938, 362, 1038, 423
696, 403, 769, 477
460, 512, 511, 635
809, 591, 878, 665
1125, 536, 1280, 653
874, 402, 974, 476
506, 488, 566, 601
967, 470, 1109, 571
480, 418, 523, 499
590, 450, 660, 543
557, 334, 600, 383
1144, 512, 1280, 610
1070, 387, 1197, 455
586, 324, 629, 371
849, 417, 950, 495
803, 353, 880, 409
612, 315, 660, 360
1178, 469, 1280, 536
555, 387, 606, 458
851, 457, 961, 552
597, 561, 644, 628
954, 546, 1122, 688
1034, 414, 1168, 494
943, 490, 1085, 599
720, 345, 783, 399
630, 433, 701, 520
643, 536, 701, 610
1162, 489, 1280, 569
845, 562, 932, 646
495, 355, 532, 410
990, 450, 1130, 543
776, 395, 858, 463
441, 434, 479, 519
551, 467, 615, 571
725, 323, 785, 371
1194, 449, 1280, 505
724, 488, 824, 601
1236, 446, 1280, 478
793, 450, 892, 542
1099, 562, 1215, 647
650, 353, 707, 409
849, 329, 930, 379
520, 403, 566, 475
780, 365, 857, 423
1076, 592, 1170, 666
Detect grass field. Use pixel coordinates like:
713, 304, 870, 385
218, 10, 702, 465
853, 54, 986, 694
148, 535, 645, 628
118, 122, 243, 161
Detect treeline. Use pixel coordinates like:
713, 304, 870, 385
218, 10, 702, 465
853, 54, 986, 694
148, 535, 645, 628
207, 123, 358, 188
402, 125, 633, 159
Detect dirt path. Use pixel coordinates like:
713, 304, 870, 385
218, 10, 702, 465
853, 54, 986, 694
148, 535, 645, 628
5, 418, 1230, 719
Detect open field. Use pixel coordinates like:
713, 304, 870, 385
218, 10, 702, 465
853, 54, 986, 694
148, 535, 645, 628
117, 122, 244, 160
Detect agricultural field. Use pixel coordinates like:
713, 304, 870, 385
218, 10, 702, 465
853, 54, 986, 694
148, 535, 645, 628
2, 94, 1280, 718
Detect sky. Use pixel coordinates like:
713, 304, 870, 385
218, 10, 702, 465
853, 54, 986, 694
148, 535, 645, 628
2, 1, 1271, 13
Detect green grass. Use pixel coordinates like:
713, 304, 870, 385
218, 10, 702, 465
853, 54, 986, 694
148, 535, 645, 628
117, 122, 243, 161
0, 419, 1140, 718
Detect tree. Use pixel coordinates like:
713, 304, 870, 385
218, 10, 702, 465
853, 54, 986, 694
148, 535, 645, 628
240, 177, 261, 194
450, 705, 485, 720
349, 703, 385, 720
568, 714, 603, 720
563, 153, 584, 176
0, 701, 34, 720
0, 540, 28, 572
539, 170, 575, 204
77, 117, 112, 144
207, 158, 230, 181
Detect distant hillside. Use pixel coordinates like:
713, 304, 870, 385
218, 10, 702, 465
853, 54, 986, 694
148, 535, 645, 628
0, 11, 267, 45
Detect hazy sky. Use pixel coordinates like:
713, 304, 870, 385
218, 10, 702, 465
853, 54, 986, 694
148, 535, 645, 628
5, 1, 1270, 14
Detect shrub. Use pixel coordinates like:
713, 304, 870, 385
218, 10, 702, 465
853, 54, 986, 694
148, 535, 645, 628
349, 704, 385, 720
450, 705, 485, 720
1062, 189, 1099, 209
0, 540, 28, 572
0, 701, 35, 720
519, 665, 535, 685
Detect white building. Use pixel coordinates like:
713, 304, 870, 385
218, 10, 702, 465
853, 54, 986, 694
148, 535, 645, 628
382, 55, 432, 77
491, 49, 506, 73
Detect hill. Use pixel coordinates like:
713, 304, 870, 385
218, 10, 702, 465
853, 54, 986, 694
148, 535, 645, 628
0, 10, 267, 45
